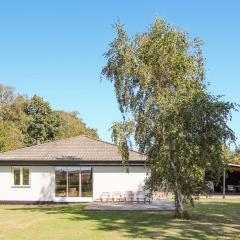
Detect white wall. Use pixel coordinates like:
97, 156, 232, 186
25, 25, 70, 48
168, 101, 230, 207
0, 166, 55, 202
0, 165, 148, 202
93, 166, 148, 200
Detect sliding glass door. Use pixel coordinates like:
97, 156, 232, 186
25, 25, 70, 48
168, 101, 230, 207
81, 168, 92, 197
68, 170, 80, 197
55, 167, 92, 198
55, 169, 67, 197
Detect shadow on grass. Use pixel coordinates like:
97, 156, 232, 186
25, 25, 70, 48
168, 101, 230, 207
7, 201, 240, 240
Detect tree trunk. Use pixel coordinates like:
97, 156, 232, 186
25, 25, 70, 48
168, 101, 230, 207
175, 190, 184, 218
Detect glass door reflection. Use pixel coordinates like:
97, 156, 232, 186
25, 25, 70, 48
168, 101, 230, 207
68, 170, 80, 197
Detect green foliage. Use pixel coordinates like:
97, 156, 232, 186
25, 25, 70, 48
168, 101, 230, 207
0, 84, 15, 105
0, 121, 24, 152
57, 111, 98, 139
24, 95, 62, 145
0, 85, 99, 149
228, 145, 240, 164
221, 145, 232, 162
111, 120, 135, 166
3, 95, 32, 137
102, 17, 236, 217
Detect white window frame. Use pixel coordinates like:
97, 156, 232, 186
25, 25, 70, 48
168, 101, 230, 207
11, 166, 31, 188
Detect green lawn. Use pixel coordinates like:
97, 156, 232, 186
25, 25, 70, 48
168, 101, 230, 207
0, 198, 240, 240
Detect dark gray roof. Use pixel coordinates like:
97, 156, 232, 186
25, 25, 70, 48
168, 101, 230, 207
0, 135, 146, 162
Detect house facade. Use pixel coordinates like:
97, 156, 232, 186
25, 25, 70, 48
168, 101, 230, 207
0, 135, 147, 203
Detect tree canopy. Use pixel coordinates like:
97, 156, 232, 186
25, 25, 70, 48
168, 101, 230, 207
57, 111, 99, 139
24, 95, 62, 145
0, 84, 98, 151
0, 121, 24, 152
226, 145, 240, 164
102, 17, 236, 217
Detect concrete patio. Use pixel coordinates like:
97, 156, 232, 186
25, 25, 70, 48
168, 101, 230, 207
85, 200, 175, 211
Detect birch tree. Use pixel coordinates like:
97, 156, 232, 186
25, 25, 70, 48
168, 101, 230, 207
102, 18, 235, 217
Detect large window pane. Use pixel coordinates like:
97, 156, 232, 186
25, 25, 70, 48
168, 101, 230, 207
22, 168, 30, 185
55, 167, 93, 198
68, 170, 79, 197
81, 168, 92, 197
13, 168, 21, 185
55, 170, 67, 197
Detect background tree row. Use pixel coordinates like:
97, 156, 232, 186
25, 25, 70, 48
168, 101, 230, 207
0, 84, 98, 152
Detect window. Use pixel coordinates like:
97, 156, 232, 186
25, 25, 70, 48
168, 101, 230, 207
23, 168, 30, 185
55, 169, 67, 197
12, 167, 30, 187
81, 168, 92, 197
55, 167, 92, 197
68, 170, 80, 197
13, 168, 21, 186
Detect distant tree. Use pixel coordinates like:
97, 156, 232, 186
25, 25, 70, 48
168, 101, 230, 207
0, 84, 99, 149
0, 85, 15, 106
0, 87, 25, 150
222, 145, 232, 162
229, 145, 240, 164
24, 95, 62, 145
206, 145, 233, 183
57, 111, 98, 139
0, 85, 16, 120
0, 121, 24, 152
2, 95, 31, 136
102, 18, 236, 217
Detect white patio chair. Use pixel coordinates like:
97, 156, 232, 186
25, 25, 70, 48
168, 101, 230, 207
112, 191, 122, 202
136, 191, 146, 203
100, 192, 111, 202
227, 185, 235, 192
124, 191, 134, 202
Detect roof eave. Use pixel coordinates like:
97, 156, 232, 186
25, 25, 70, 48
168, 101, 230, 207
227, 163, 240, 168
0, 160, 145, 166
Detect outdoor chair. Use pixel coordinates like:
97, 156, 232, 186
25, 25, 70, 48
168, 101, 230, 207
227, 185, 235, 192
100, 192, 111, 202
136, 191, 146, 203
124, 191, 134, 202
112, 191, 122, 202
136, 191, 151, 203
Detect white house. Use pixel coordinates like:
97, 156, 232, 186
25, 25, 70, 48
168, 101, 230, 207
0, 135, 147, 203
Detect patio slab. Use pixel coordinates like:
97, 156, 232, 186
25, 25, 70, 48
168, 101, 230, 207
85, 200, 175, 211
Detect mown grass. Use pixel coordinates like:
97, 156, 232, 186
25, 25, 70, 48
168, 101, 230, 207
0, 198, 240, 240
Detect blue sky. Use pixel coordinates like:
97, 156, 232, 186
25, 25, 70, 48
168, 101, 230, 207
0, 1, 239, 146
